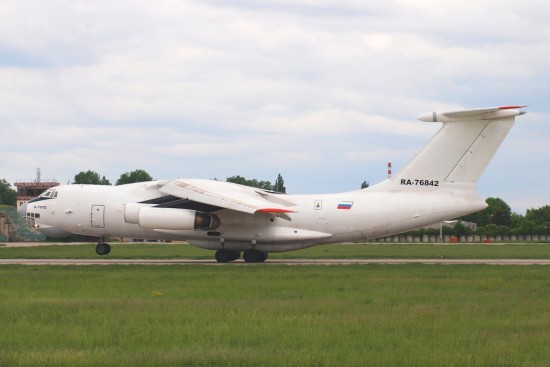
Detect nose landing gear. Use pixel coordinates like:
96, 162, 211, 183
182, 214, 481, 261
95, 240, 111, 256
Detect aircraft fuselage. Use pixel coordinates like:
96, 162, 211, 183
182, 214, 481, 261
22, 180, 484, 253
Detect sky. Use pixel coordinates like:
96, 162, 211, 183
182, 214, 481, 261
1, 0, 549, 214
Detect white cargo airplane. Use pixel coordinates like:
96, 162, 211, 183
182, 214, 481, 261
19, 106, 525, 262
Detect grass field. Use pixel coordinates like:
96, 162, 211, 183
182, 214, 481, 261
1, 264, 549, 366
1, 242, 550, 260
1, 243, 550, 366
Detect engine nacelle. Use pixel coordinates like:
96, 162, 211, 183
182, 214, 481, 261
124, 204, 220, 231
124, 202, 143, 224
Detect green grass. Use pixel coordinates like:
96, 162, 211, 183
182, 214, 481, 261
275, 242, 550, 259
1, 242, 550, 260
0, 242, 212, 259
0, 265, 549, 366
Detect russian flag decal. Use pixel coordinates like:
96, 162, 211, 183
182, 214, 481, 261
337, 201, 353, 210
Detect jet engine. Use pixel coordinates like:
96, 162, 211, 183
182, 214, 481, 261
124, 204, 220, 231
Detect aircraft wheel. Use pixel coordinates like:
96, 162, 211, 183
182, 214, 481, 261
215, 249, 240, 263
96, 242, 111, 256
243, 249, 268, 263
229, 250, 241, 261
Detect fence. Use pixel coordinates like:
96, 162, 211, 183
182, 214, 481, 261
374, 234, 550, 243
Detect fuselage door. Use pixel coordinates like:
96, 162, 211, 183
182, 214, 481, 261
314, 200, 328, 227
91, 205, 105, 228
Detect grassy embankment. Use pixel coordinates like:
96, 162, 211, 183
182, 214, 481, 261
1, 242, 550, 259
1, 264, 550, 366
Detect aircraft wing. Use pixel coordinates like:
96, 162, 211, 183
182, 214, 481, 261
158, 179, 296, 216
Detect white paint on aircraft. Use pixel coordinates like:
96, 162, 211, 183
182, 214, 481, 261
18, 106, 526, 262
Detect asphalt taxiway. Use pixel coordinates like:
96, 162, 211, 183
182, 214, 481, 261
2, 242, 550, 265
1, 258, 550, 265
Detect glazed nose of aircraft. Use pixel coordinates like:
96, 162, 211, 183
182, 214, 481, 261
17, 202, 28, 218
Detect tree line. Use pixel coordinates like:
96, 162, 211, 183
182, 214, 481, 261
71, 169, 287, 193
459, 198, 550, 236
72, 169, 153, 186
406, 197, 550, 237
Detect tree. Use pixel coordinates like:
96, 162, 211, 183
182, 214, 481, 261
226, 175, 248, 186
525, 205, 550, 226
460, 197, 512, 226
453, 221, 473, 236
510, 212, 524, 229
73, 170, 111, 185
226, 175, 272, 190
273, 174, 286, 193
116, 169, 153, 185
524, 205, 550, 235
0, 179, 16, 206
361, 181, 369, 189
487, 197, 512, 226
477, 224, 509, 237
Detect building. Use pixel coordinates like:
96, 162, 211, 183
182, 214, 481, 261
14, 170, 59, 208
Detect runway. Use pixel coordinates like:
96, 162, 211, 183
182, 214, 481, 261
1, 258, 550, 265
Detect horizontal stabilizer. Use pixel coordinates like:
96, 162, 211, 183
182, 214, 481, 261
417, 105, 526, 123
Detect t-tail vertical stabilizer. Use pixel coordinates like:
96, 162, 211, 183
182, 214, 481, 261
365, 105, 526, 225
380, 106, 526, 192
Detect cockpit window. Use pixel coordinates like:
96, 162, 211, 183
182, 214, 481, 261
30, 189, 58, 203
41, 189, 57, 198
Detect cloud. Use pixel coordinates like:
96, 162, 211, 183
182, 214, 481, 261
0, 0, 548, 212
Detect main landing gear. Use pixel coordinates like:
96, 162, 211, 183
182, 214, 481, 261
214, 249, 268, 263
95, 240, 111, 256
243, 249, 268, 263
215, 249, 240, 263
